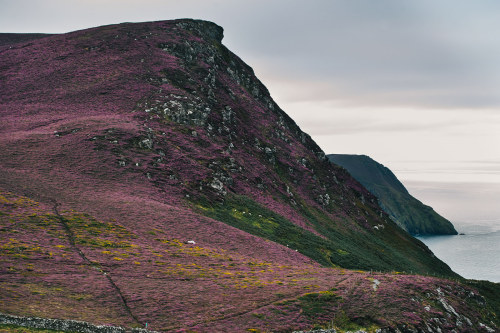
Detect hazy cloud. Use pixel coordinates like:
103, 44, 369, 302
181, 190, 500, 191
220, 1, 500, 109
1, 0, 498, 109
404, 180, 500, 224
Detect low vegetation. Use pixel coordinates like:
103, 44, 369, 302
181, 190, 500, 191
0, 19, 498, 332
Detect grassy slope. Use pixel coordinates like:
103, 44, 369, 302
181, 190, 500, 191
194, 194, 458, 278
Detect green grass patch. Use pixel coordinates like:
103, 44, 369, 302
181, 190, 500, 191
194, 195, 338, 267
193, 194, 458, 278
297, 289, 341, 317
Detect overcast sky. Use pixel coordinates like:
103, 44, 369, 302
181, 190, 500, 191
1, 0, 499, 225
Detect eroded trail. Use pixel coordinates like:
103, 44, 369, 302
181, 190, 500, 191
51, 199, 143, 327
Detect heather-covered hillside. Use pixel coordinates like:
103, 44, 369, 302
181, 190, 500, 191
1, 190, 497, 332
0, 19, 452, 276
328, 154, 457, 235
0, 19, 498, 332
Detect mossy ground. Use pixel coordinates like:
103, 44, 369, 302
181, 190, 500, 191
193, 194, 459, 278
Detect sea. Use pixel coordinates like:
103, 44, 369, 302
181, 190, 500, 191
417, 220, 500, 283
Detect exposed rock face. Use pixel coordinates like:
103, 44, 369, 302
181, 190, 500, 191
0, 19, 498, 332
328, 154, 458, 235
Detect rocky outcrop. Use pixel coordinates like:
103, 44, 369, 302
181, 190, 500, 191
0, 313, 157, 333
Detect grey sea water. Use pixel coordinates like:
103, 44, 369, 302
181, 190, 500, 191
417, 221, 500, 282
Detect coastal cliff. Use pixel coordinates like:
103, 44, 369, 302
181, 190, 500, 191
0, 19, 497, 332
328, 154, 457, 235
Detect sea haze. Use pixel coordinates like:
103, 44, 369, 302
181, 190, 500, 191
417, 220, 500, 282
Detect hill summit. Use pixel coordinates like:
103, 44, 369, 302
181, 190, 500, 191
0, 19, 498, 332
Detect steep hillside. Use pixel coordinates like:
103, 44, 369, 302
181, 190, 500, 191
0, 20, 497, 332
0, 19, 454, 276
328, 154, 457, 235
